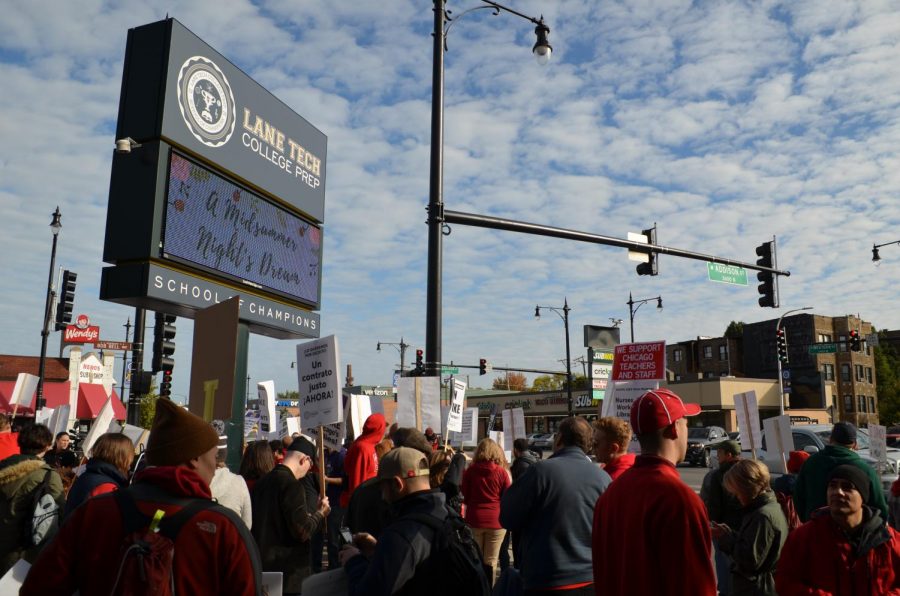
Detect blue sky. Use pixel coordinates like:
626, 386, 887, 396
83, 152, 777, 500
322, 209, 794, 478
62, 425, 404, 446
1, 1, 899, 403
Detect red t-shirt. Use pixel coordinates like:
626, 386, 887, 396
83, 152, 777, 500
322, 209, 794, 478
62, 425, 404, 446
461, 461, 511, 529
0, 433, 19, 461
592, 455, 715, 596
602, 453, 636, 481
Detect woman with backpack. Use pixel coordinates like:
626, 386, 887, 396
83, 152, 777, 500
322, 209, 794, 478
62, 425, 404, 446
461, 438, 511, 586
64, 433, 134, 519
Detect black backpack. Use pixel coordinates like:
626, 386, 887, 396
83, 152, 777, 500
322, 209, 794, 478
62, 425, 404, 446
407, 510, 491, 596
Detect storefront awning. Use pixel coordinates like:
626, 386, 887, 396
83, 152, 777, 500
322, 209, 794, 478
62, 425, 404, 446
0, 381, 70, 415
77, 383, 126, 420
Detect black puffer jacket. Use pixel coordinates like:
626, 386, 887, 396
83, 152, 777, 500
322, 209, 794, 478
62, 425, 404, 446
64, 459, 128, 519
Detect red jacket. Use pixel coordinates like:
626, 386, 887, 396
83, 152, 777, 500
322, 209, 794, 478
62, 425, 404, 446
341, 413, 386, 507
21, 466, 262, 596
593, 455, 716, 596
0, 433, 19, 462
601, 453, 636, 481
776, 508, 900, 596
461, 461, 510, 529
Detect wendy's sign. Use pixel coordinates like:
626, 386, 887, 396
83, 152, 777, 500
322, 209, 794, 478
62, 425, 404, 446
65, 325, 100, 344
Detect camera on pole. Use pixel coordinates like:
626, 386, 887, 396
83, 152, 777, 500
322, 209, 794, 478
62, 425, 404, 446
755, 241, 778, 308
54, 270, 77, 330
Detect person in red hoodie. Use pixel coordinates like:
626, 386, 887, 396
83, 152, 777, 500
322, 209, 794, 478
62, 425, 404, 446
591, 417, 636, 480
21, 398, 262, 596
341, 413, 386, 508
462, 437, 511, 585
0, 414, 18, 462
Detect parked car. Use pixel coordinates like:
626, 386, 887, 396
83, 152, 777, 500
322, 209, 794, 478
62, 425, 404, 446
528, 433, 554, 454
685, 426, 728, 467
741, 424, 900, 494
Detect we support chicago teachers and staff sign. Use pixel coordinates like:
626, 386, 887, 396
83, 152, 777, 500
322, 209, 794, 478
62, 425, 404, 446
601, 341, 666, 421
296, 335, 343, 428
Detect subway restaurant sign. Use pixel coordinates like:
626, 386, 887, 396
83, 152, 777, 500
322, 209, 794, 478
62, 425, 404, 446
707, 263, 748, 286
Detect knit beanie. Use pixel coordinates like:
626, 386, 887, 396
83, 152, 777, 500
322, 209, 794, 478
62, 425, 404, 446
828, 464, 870, 502
787, 450, 810, 474
145, 398, 220, 466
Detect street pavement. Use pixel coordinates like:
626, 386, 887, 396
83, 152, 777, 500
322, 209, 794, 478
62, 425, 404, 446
677, 463, 709, 494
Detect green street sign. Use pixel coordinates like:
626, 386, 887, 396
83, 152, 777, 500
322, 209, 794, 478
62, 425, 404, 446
808, 343, 837, 354
707, 262, 748, 286
441, 366, 460, 375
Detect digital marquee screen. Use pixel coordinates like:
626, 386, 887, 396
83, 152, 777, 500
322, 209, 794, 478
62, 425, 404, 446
163, 152, 321, 307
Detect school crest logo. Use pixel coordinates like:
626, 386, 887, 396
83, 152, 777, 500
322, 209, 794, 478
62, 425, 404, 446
177, 56, 236, 148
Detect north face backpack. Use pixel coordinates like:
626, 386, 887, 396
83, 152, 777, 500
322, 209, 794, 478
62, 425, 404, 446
109, 489, 219, 596
408, 510, 491, 596
25, 469, 60, 547
775, 490, 801, 533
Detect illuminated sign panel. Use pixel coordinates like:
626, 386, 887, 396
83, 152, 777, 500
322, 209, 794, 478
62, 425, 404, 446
163, 153, 321, 307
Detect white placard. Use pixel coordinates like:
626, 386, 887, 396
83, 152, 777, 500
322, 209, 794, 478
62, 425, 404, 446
512, 407, 526, 440
489, 430, 511, 462
244, 410, 260, 439
262, 571, 283, 596
460, 407, 478, 445
257, 381, 278, 438
35, 407, 54, 426
0, 558, 30, 592
10, 373, 39, 409
120, 423, 150, 451
870, 424, 887, 469
81, 397, 116, 455
600, 379, 660, 419
286, 416, 301, 437
446, 379, 467, 433
349, 394, 373, 439
397, 377, 441, 432
48, 405, 71, 436
762, 415, 793, 474
734, 391, 762, 456
296, 335, 343, 428
501, 410, 515, 451
306, 422, 343, 452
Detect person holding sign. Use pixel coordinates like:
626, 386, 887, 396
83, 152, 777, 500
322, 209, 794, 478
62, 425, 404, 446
592, 388, 715, 596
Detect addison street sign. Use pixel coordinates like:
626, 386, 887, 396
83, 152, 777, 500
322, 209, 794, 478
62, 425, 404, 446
101, 262, 320, 340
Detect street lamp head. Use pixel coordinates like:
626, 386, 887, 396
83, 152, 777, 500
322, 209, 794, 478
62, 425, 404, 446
534, 305, 541, 319
873, 246, 881, 262
532, 19, 552, 65
50, 207, 62, 236
376, 342, 381, 352
656, 297, 663, 310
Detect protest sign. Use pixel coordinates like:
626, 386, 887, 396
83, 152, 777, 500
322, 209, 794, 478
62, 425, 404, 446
286, 416, 301, 437
0, 559, 30, 592
500, 408, 527, 452
349, 394, 372, 438
257, 381, 278, 438
611, 341, 666, 381
397, 377, 441, 432
35, 407, 54, 426
10, 373, 39, 417
734, 391, 762, 458
306, 421, 343, 451
761, 415, 792, 474
296, 335, 343, 428
869, 424, 887, 473
446, 379, 467, 433
244, 410, 261, 439
262, 572, 283, 596
600, 379, 660, 419
459, 407, 478, 445
48, 405, 70, 437
81, 397, 115, 454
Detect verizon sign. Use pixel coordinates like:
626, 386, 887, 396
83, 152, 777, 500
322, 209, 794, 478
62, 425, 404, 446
64, 314, 100, 344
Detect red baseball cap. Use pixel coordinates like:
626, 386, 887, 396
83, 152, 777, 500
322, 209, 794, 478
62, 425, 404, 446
630, 388, 701, 435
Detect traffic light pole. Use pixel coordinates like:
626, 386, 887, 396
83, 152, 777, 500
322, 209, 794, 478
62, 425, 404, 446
127, 307, 146, 426
775, 307, 814, 416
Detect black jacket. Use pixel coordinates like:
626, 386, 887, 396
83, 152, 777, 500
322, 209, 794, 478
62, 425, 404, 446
345, 489, 449, 596
250, 465, 324, 593
64, 459, 128, 519
510, 451, 538, 482
346, 476, 391, 538
704, 459, 744, 530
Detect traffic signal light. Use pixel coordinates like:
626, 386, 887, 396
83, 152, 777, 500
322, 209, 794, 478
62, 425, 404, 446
755, 241, 778, 308
159, 370, 173, 398
152, 313, 176, 373
636, 225, 658, 276
776, 328, 788, 364
54, 270, 77, 330
479, 359, 488, 375
415, 349, 424, 374
849, 330, 861, 352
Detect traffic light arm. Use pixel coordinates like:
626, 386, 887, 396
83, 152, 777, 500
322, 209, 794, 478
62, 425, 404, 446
443, 209, 791, 276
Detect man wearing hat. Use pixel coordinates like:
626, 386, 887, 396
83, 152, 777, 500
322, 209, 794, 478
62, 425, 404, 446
252, 435, 330, 595
341, 446, 488, 595
777, 464, 900, 594
22, 398, 262, 595
702, 439, 744, 596
793, 421, 888, 522
592, 388, 716, 596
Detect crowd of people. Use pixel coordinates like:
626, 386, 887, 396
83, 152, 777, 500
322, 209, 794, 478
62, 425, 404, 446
1, 385, 900, 595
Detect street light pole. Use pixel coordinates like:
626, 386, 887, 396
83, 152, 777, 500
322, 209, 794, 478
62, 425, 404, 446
535, 298, 573, 416
775, 306, 814, 416
376, 338, 410, 373
872, 239, 900, 263
627, 292, 663, 343
36, 207, 62, 411
425, 0, 552, 378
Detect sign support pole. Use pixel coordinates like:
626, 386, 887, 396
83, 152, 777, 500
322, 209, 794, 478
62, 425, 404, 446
227, 323, 249, 472
126, 308, 146, 426
318, 425, 326, 498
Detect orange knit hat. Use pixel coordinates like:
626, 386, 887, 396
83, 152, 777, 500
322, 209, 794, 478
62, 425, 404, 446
145, 398, 219, 466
